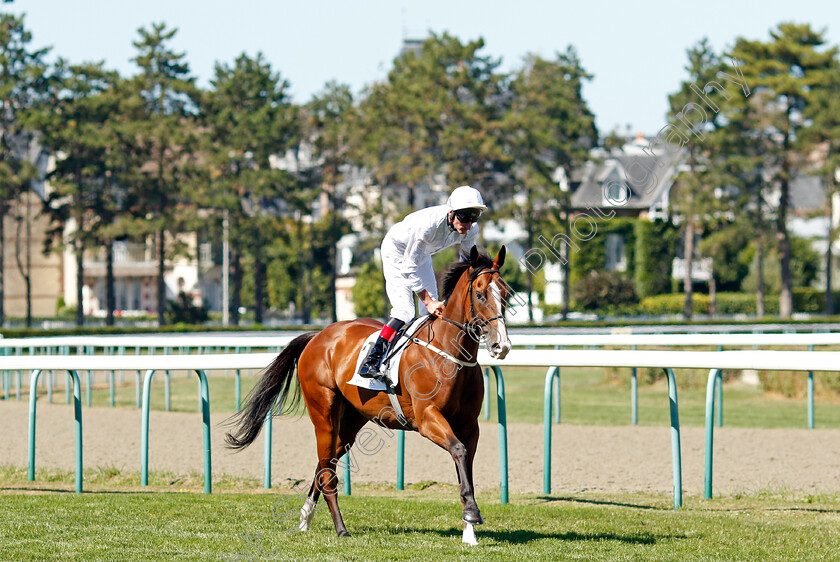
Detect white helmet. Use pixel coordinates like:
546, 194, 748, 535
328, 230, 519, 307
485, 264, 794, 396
447, 185, 487, 212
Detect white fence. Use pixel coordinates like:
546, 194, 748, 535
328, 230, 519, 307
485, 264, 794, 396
8, 346, 840, 508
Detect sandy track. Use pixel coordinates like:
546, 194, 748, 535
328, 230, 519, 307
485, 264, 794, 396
3, 400, 840, 497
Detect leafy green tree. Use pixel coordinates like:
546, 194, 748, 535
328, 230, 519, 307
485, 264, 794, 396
355, 33, 508, 209
123, 22, 202, 325
501, 48, 597, 320
352, 259, 385, 319
707, 74, 776, 315
304, 81, 355, 322
698, 221, 752, 292
666, 38, 728, 319
802, 64, 840, 313
204, 52, 299, 324
729, 23, 840, 317
32, 61, 123, 326
0, 13, 49, 325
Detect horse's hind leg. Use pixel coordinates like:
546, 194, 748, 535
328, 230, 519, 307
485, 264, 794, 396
298, 466, 322, 532
418, 408, 482, 524
304, 398, 369, 537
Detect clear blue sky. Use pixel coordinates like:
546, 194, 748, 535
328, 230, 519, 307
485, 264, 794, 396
8, 0, 840, 136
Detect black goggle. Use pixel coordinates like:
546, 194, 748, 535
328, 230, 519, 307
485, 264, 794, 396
454, 208, 482, 223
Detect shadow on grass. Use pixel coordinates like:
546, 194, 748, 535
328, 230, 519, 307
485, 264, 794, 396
399, 527, 678, 545
536, 495, 668, 510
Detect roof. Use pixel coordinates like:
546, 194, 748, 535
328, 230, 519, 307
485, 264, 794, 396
789, 175, 825, 212
570, 138, 685, 211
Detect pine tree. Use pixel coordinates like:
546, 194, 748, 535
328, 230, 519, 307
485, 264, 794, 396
0, 13, 49, 326
355, 33, 508, 210
665, 39, 728, 319
501, 48, 597, 320
32, 61, 123, 326
124, 22, 201, 326
802, 64, 840, 313
204, 52, 299, 324
304, 81, 355, 322
729, 23, 840, 318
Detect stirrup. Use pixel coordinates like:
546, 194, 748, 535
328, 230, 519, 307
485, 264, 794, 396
359, 345, 387, 377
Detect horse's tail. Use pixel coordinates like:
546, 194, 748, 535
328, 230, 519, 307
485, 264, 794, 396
224, 332, 318, 451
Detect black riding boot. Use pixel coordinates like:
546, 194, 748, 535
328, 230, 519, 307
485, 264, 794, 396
359, 336, 389, 377
359, 318, 405, 378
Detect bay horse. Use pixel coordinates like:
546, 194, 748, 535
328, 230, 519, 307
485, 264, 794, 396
225, 245, 511, 538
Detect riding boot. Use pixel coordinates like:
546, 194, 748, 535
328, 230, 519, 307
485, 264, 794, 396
359, 318, 405, 378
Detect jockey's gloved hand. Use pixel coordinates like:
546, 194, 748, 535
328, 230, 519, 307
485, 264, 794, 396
425, 300, 445, 317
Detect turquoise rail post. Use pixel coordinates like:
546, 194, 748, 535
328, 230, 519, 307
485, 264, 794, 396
86, 371, 92, 407
490, 366, 508, 504
195, 370, 212, 494
264, 405, 273, 488
107, 346, 115, 408
140, 369, 156, 487
15, 346, 22, 401
808, 344, 814, 429
27, 370, 43, 481
1, 346, 6, 401
164, 371, 171, 412
66, 372, 71, 404
342, 454, 351, 496
665, 368, 682, 508
235, 370, 242, 413
543, 366, 560, 494
704, 368, 721, 498
165, 346, 172, 413
482, 368, 490, 421
29, 369, 83, 493
631, 345, 638, 425
141, 369, 212, 494
235, 346, 242, 413
119, 346, 125, 384
397, 430, 405, 490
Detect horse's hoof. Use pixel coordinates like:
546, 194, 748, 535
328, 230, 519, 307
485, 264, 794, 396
463, 508, 483, 525
337, 530, 351, 538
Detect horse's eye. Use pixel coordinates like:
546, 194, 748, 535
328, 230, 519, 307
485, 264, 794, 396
476, 291, 486, 302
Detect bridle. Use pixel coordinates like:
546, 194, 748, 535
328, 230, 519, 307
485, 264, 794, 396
387, 265, 506, 368
438, 267, 505, 340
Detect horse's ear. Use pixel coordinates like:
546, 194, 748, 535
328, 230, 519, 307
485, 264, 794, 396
494, 245, 506, 269
469, 245, 480, 266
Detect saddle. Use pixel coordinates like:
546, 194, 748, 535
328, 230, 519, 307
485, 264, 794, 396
349, 316, 431, 426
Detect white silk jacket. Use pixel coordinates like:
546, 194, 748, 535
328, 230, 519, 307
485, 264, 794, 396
381, 205, 479, 293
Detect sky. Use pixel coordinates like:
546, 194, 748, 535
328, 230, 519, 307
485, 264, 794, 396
7, 0, 840, 136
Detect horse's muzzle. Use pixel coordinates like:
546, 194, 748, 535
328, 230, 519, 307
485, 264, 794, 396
489, 341, 511, 360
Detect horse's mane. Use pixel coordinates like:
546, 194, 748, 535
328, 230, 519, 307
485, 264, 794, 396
440, 253, 494, 303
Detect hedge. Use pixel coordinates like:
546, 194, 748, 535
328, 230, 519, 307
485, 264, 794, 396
638, 288, 839, 316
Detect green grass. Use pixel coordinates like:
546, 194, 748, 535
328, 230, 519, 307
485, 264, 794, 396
2, 477, 840, 561
19, 364, 840, 428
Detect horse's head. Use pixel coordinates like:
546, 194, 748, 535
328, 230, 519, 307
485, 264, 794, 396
465, 245, 512, 360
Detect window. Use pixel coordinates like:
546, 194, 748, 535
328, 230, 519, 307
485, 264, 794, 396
605, 233, 627, 272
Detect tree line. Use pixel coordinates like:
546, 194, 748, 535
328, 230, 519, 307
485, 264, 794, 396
1, 12, 839, 326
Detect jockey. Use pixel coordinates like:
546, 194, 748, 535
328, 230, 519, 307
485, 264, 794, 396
359, 185, 487, 378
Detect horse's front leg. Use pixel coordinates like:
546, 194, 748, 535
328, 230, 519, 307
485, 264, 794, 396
417, 408, 482, 525
457, 420, 482, 524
